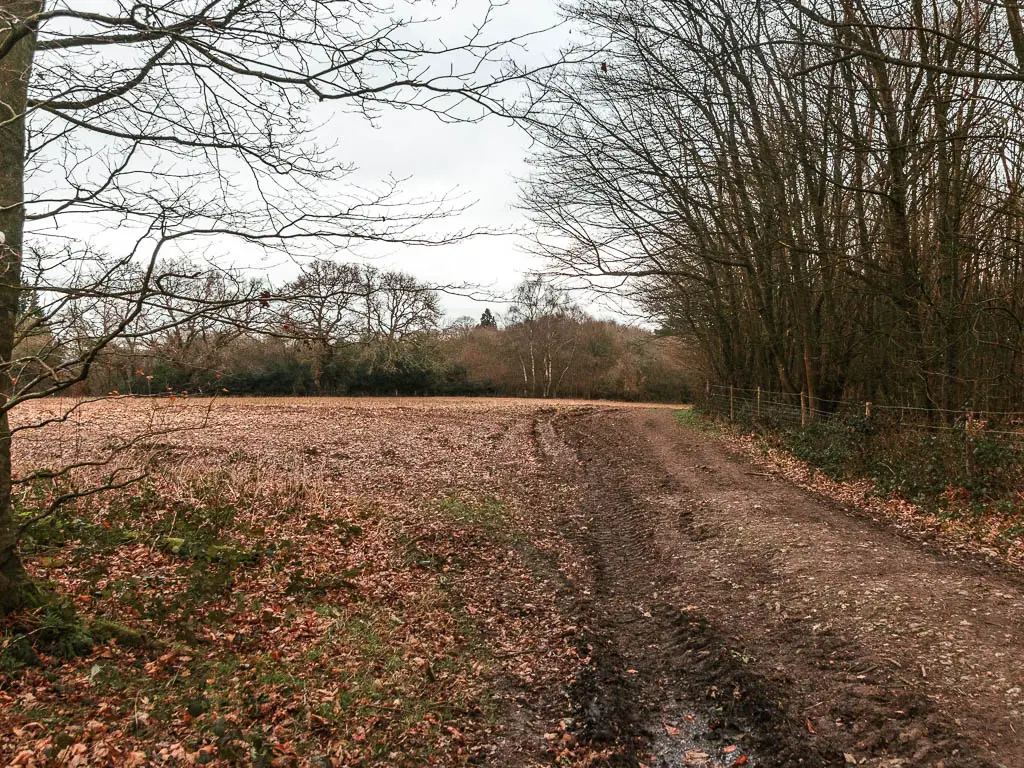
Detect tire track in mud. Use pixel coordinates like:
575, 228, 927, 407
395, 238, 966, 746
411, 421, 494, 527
528, 409, 650, 763
532, 407, 1017, 768
531, 408, 756, 767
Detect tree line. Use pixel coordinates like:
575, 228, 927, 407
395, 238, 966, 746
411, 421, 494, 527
27, 262, 688, 402
522, 0, 1024, 417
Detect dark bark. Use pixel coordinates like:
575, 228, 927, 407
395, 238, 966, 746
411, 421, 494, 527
0, 0, 40, 615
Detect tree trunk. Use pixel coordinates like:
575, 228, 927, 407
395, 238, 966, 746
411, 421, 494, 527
1005, 0, 1024, 72
0, 0, 39, 615
312, 340, 332, 394
528, 336, 536, 397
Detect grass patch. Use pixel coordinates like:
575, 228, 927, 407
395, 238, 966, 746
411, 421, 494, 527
436, 493, 509, 530
674, 406, 736, 438
673, 408, 699, 428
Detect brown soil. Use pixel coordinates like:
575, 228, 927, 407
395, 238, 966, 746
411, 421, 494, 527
534, 405, 1024, 768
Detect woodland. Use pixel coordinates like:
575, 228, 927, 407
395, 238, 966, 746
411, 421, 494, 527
41, 266, 691, 403
523, 0, 1024, 417
3, 1, 1024, 766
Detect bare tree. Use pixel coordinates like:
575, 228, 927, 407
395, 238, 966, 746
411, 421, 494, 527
0, 0, 570, 613
521, 0, 1024, 416
134, 261, 265, 389
507, 276, 583, 397
280, 259, 363, 392
364, 269, 442, 346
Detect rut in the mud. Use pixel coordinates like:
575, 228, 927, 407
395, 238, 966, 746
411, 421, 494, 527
536, 407, 1024, 768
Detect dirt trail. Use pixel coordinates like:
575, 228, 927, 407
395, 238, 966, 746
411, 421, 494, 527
537, 406, 1024, 768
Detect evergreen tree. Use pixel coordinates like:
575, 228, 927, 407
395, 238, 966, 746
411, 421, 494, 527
479, 308, 497, 328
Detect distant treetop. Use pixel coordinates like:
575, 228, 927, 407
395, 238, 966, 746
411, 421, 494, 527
479, 308, 497, 328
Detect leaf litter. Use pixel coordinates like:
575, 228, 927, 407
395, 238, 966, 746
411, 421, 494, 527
1, 397, 665, 767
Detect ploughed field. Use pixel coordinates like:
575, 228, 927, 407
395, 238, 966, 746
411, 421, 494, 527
1, 397, 1023, 767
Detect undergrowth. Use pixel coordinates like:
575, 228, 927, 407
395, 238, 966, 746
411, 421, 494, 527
779, 417, 1024, 512
683, 405, 1024, 546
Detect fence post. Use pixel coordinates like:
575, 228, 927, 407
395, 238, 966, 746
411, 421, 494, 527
756, 386, 761, 422
800, 390, 807, 427
730, 385, 735, 422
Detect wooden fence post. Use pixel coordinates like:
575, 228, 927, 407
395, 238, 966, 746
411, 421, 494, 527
800, 390, 807, 427
729, 385, 735, 422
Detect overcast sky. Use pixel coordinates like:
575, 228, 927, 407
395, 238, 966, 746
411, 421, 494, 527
339, 115, 547, 322
316, 0, 582, 323
33, 0, 632, 326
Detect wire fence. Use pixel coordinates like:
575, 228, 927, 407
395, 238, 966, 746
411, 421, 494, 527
703, 384, 1024, 445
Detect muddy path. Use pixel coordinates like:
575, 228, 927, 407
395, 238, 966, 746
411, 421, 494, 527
531, 406, 1024, 768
